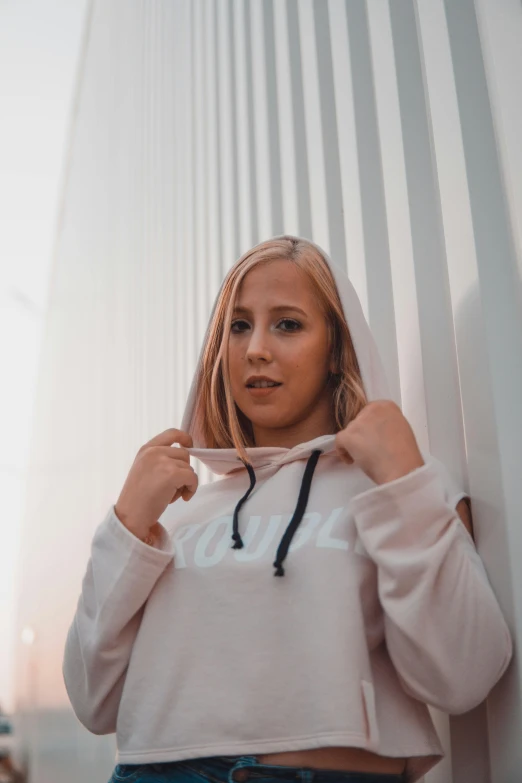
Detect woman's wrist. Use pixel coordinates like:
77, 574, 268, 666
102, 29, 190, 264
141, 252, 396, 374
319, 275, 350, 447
141, 531, 157, 546
376, 456, 425, 485
113, 504, 156, 544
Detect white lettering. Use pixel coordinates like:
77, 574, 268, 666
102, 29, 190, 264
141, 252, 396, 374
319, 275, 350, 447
316, 507, 349, 550
172, 507, 350, 569
194, 516, 233, 567
172, 524, 200, 568
235, 514, 290, 561
289, 512, 322, 551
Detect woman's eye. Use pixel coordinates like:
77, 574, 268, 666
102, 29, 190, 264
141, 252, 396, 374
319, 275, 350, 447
231, 320, 248, 332
278, 319, 301, 331
230, 318, 302, 333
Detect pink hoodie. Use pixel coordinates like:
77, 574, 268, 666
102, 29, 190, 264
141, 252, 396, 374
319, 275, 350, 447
63, 236, 513, 782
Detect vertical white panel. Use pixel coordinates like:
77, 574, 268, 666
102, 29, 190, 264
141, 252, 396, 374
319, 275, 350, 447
249, 0, 272, 239
204, 1, 222, 306
193, 0, 207, 353
312, 1, 346, 267
183, 1, 196, 391
177, 0, 189, 418
281, 0, 313, 239
232, 0, 254, 254
195, 1, 210, 490
328, 0, 367, 316
475, 0, 522, 284
217, 0, 236, 266
366, 1, 428, 449
262, 0, 284, 237
173, 1, 184, 426
273, 1, 299, 234
296, 0, 329, 251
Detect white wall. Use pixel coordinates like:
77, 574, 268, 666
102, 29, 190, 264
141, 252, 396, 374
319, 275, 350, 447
12, 1, 521, 782
0, 0, 88, 715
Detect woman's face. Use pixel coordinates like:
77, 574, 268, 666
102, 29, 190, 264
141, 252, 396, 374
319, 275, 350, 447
227, 259, 337, 448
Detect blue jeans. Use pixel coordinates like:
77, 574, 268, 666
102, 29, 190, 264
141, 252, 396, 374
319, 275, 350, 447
108, 754, 406, 783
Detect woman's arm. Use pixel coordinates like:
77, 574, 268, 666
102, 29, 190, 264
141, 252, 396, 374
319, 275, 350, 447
63, 505, 174, 734
350, 459, 512, 715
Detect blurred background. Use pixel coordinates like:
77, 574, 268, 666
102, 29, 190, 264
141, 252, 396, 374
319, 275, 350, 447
1, 1, 521, 782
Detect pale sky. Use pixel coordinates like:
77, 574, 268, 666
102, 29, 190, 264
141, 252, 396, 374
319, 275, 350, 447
0, 0, 87, 714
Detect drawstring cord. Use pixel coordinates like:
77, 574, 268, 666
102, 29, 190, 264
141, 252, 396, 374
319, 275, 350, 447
231, 449, 323, 577
231, 462, 257, 550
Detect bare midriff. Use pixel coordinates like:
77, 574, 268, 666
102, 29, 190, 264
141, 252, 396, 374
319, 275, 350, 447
256, 747, 407, 776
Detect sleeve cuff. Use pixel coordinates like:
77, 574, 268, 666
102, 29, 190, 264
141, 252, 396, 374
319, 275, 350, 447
349, 458, 455, 552
103, 505, 175, 565
350, 459, 440, 513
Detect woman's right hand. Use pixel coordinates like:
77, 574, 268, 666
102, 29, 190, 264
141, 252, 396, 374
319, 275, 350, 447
114, 428, 198, 541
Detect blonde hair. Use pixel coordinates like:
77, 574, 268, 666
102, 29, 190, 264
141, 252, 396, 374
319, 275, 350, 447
192, 236, 368, 464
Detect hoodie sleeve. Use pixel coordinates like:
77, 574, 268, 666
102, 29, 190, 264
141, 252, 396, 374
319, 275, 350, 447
350, 457, 513, 715
62, 505, 174, 734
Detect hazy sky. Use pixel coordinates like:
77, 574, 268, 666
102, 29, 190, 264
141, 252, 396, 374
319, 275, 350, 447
0, 0, 87, 713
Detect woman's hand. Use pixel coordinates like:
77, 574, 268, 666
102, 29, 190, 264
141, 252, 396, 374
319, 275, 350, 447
334, 400, 425, 485
114, 428, 198, 541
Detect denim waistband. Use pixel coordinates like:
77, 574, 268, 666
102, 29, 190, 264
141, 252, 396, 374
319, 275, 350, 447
112, 755, 406, 783
207, 755, 405, 783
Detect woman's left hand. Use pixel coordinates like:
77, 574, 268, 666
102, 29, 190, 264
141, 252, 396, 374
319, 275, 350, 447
334, 400, 425, 485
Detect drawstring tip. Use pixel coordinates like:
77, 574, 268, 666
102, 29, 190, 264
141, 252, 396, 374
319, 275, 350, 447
231, 533, 244, 550
273, 562, 285, 577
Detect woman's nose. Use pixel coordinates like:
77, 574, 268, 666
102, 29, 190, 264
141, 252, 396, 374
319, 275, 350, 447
245, 329, 272, 361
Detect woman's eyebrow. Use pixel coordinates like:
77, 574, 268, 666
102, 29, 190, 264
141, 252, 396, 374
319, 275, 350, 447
232, 305, 307, 316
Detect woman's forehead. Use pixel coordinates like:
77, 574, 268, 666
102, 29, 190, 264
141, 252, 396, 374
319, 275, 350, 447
235, 261, 318, 308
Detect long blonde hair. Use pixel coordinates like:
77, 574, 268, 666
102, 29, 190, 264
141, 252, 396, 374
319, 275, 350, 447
192, 236, 368, 464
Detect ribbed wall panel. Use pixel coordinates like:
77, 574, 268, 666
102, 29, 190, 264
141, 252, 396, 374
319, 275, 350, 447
14, 2, 522, 781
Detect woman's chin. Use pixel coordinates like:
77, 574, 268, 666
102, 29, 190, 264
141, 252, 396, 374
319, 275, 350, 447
244, 412, 296, 433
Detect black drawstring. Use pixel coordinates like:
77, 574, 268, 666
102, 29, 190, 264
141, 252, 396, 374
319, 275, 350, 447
230, 449, 323, 577
231, 462, 257, 550
273, 449, 322, 576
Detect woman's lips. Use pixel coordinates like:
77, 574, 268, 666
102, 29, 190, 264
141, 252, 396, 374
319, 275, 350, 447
246, 383, 283, 397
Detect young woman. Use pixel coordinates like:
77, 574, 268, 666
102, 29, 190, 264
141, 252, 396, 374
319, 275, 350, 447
63, 235, 512, 783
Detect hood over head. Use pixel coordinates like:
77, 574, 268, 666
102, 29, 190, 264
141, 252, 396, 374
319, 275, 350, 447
179, 235, 395, 577
181, 235, 393, 475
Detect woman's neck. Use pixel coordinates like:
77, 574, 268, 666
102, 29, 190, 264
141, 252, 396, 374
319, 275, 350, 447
252, 411, 337, 449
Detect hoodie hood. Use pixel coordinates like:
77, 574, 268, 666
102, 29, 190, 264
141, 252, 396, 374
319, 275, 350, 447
181, 235, 392, 476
